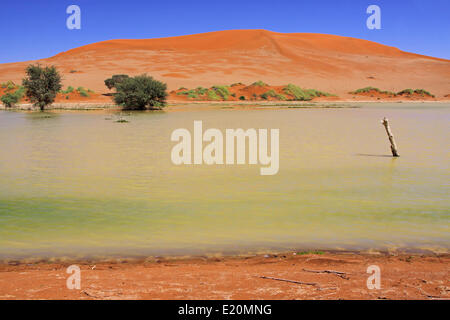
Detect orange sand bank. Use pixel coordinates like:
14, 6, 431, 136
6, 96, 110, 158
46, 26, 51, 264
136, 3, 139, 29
0, 252, 448, 300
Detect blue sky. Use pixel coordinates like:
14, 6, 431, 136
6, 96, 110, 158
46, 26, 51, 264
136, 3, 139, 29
1, 0, 449, 63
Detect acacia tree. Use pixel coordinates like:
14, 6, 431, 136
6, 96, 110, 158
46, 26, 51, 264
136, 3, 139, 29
113, 74, 167, 110
22, 64, 62, 111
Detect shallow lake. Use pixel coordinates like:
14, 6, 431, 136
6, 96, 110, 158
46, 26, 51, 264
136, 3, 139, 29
0, 103, 449, 260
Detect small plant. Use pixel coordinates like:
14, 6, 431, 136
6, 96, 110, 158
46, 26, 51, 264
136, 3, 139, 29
239, 96, 246, 100
351, 86, 380, 94
1, 84, 26, 107
284, 84, 331, 101
61, 86, 74, 94
177, 87, 209, 99
76, 87, 89, 97
6, 81, 16, 91
261, 89, 287, 100
413, 89, 434, 97
207, 89, 220, 101
351, 87, 395, 96
252, 81, 268, 87
297, 250, 325, 255
14, 86, 25, 99
212, 85, 231, 100
397, 89, 434, 97
195, 87, 208, 95
1, 93, 19, 107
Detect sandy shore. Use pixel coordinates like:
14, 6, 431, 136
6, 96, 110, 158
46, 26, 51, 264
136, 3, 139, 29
0, 252, 448, 300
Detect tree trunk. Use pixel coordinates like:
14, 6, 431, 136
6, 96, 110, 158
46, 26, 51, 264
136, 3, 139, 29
381, 117, 399, 157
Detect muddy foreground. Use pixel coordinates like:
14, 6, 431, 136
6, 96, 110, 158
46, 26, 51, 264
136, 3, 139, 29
0, 252, 448, 300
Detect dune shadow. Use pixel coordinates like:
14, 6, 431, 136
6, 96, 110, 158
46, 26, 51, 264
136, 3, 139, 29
355, 153, 394, 158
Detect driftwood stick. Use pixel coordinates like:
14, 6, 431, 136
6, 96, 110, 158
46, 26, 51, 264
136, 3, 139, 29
302, 268, 349, 280
381, 117, 400, 157
259, 276, 317, 286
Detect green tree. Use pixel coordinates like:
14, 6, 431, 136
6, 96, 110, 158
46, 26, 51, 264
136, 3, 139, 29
104, 74, 130, 90
22, 64, 62, 111
113, 74, 167, 110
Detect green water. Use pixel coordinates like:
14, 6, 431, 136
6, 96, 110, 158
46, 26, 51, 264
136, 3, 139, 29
0, 103, 449, 260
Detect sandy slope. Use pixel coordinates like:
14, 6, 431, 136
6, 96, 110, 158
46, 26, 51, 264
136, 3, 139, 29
0, 29, 449, 97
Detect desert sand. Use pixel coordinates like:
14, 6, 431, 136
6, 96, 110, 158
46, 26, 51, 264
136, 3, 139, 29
0, 29, 449, 99
0, 252, 448, 300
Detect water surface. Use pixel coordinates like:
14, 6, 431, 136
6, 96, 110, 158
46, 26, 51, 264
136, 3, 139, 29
0, 103, 449, 260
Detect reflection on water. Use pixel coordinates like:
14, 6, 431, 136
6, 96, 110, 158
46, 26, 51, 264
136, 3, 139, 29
0, 104, 449, 259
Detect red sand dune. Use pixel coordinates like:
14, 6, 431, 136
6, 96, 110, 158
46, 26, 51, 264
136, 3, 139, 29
0, 29, 449, 97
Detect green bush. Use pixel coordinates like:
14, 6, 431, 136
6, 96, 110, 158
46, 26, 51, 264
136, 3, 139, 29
22, 64, 62, 110
207, 90, 220, 101
413, 89, 434, 97
304, 89, 332, 98
76, 87, 89, 97
239, 96, 246, 100
0, 84, 26, 107
1, 93, 19, 107
352, 86, 380, 94
6, 81, 15, 91
352, 87, 395, 96
177, 87, 209, 99
196, 87, 208, 95
1, 80, 16, 90
252, 81, 268, 87
212, 85, 230, 100
113, 74, 167, 110
261, 89, 287, 100
104, 74, 130, 90
283, 84, 331, 101
14, 86, 25, 99
61, 86, 74, 94
397, 89, 434, 97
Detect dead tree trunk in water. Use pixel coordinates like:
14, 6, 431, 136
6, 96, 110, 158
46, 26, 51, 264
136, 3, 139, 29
381, 117, 399, 157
